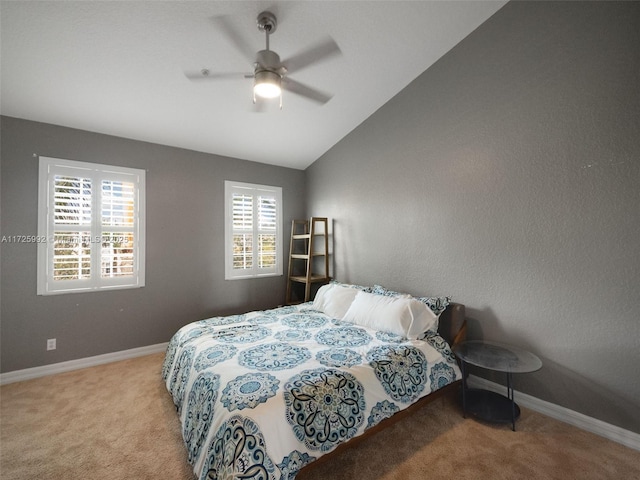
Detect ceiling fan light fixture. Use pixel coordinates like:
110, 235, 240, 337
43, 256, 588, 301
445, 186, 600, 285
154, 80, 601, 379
254, 70, 282, 99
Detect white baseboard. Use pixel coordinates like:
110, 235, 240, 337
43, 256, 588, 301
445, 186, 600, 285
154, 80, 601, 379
468, 374, 640, 452
0, 342, 168, 386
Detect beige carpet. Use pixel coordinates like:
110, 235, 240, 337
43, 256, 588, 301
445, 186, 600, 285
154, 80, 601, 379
1, 352, 639, 480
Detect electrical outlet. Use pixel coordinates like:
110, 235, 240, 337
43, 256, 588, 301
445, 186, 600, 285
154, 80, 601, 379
47, 338, 56, 351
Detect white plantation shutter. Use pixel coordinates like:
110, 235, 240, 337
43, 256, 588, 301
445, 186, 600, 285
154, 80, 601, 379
225, 181, 282, 279
37, 157, 145, 295
52, 175, 93, 280
54, 175, 92, 225
257, 195, 277, 268
232, 193, 254, 270
101, 179, 136, 279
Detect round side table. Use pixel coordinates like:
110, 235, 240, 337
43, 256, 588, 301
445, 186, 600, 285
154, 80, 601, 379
454, 340, 542, 431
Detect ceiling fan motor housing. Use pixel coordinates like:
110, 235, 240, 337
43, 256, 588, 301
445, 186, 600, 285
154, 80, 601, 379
253, 14, 284, 101
256, 50, 281, 70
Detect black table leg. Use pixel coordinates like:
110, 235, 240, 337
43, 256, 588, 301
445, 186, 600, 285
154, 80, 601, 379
461, 361, 467, 418
507, 371, 515, 431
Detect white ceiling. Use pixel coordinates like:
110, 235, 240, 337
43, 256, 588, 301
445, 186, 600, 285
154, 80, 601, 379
1, 1, 506, 170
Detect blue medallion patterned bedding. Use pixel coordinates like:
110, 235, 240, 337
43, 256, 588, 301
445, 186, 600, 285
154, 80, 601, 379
162, 285, 461, 480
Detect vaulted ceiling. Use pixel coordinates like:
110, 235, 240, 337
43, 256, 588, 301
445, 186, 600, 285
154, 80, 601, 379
1, 1, 506, 169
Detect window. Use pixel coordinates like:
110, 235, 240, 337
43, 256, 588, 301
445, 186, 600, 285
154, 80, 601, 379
225, 181, 282, 279
37, 157, 145, 295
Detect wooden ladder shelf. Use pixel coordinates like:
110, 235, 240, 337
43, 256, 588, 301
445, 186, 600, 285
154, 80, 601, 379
286, 217, 330, 304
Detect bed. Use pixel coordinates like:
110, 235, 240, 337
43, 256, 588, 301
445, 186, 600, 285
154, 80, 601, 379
162, 282, 466, 480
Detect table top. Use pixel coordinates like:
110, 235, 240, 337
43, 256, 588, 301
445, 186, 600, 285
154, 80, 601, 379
454, 340, 542, 373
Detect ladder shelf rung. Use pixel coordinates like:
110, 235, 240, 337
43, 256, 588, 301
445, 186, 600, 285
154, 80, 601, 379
290, 252, 326, 258
289, 275, 330, 284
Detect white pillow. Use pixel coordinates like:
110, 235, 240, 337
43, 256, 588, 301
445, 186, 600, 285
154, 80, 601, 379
312, 283, 359, 319
342, 290, 438, 340
312, 283, 333, 310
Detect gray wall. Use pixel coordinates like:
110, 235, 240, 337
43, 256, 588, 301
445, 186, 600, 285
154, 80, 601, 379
0, 116, 306, 372
306, 1, 640, 433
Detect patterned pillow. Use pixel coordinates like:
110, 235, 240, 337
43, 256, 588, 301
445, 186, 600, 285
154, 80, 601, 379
371, 285, 450, 316
330, 280, 372, 292
415, 295, 451, 317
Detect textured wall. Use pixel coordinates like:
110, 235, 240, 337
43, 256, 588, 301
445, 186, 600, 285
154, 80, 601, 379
306, 1, 640, 433
0, 116, 306, 372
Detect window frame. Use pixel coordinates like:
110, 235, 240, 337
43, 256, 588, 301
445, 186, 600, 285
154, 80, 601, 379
224, 180, 283, 280
37, 156, 145, 295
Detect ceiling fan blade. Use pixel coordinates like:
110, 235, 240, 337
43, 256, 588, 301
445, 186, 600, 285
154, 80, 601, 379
282, 37, 342, 74
184, 69, 249, 81
282, 78, 333, 104
211, 15, 255, 64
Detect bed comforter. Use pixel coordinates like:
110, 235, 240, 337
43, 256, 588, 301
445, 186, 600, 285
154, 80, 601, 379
162, 303, 461, 480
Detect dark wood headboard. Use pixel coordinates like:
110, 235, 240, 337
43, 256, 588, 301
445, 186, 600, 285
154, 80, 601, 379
438, 302, 467, 349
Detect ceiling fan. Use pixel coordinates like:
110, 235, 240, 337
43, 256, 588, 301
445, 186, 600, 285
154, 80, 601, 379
185, 11, 342, 108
